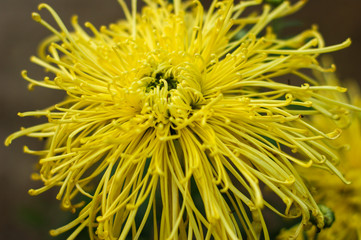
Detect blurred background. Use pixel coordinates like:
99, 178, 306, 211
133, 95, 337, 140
1, 0, 360, 239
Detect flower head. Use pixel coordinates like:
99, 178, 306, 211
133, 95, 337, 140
308, 115, 361, 240
5, 0, 360, 239
279, 64, 361, 240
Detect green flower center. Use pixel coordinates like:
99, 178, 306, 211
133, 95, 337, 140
146, 71, 178, 92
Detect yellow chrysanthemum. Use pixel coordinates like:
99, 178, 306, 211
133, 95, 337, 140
276, 58, 361, 240
5, 1, 360, 239
281, 67, 361, 240
306, 119, 361, 240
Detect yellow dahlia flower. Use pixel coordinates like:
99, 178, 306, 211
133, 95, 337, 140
5, 1, 360, 239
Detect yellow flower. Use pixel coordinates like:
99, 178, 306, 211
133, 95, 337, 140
276, 59, 361, 240
309, 119, 361, 240
305, 71, 361, 239
5, 1, 360, 239
277, 224, 304, 240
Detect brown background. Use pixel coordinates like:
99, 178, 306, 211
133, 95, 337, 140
1, 1, 361, 239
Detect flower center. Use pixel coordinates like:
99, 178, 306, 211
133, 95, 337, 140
146, 71, 178, 92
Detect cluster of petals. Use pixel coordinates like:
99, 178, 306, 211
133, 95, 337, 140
6, 0, 360, 239
278, 67, 361, 240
